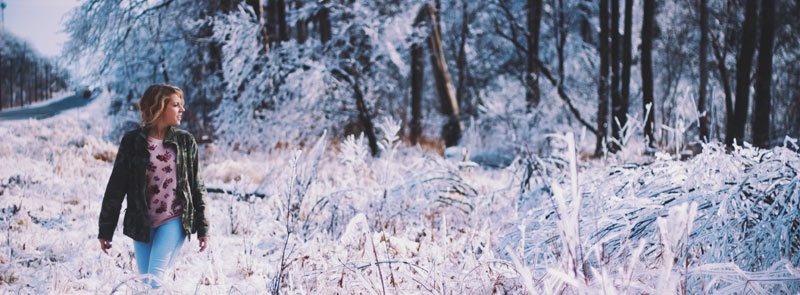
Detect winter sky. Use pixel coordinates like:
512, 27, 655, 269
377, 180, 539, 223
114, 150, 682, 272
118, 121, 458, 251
2, 0, 81, 58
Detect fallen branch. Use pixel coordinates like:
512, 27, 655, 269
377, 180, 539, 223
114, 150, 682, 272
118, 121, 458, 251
206, 187, 266, 199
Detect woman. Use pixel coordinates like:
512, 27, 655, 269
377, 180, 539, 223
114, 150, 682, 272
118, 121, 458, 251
98, 84, 209, 289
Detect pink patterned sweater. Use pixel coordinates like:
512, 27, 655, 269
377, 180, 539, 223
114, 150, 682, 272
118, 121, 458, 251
145, 137, 183, 228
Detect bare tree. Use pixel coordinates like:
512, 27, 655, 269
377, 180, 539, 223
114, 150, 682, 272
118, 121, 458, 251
351, 76, 379, 156
618, 0, 632, 146
726, 0, 757, 147
317, 2, 332, 44
554, 0, 567, 82
456, 0, 470, 115
609, 0, 622, 150
410, 42, 424, 145
265, 0, 289, 45
415, 3, 462, 146
596, 0, 610, 156
277, 0, 288, 41
698, 0, 709, 142
295, 0, 308, 44
752, 0, 775, 148
19, 52, 26, 107
526, 0, 542, 109
0, 53, 4, 110
641, 0, 655, 147
579, 0, 592, 44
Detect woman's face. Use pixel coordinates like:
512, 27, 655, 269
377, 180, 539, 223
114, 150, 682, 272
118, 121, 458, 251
157, 94, 185, 127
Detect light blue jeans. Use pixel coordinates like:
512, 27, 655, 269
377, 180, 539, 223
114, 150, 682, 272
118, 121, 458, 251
133, 218, 186, 289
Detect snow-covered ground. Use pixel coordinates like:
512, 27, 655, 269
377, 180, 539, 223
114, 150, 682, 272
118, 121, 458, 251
1, 93, 799, 294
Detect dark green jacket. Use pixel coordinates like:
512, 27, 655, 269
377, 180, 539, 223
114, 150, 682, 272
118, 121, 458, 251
98, 126, 209, 242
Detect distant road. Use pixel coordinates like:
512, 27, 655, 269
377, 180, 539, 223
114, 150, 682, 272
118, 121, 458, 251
0, 93, 97, 121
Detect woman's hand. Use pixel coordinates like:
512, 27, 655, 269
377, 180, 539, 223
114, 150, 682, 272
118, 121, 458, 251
99, 239, 112, 254
198, 236, 208, 252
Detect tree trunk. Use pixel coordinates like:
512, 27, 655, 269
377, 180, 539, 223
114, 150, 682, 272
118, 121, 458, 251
277, 0, 288, 41
44, 65, 49, 100
410, 43, 424, 145
31, 61, 37, 104
34, 63, 40, 103
580, 0, 593, 44
14, 58, 19, 107
752, 0, 775, 148
295, 0, 307, 44
526, 0, 542, 109
23, 59, 28, 105
38, 66, 42, 102
609, 0, 622, 150
726, 0, 757, 147
10, 57, 14, 108
318, 5, 331, 44
596, 0, 610, 156
0, 54, 4, 110
417, 3, 461, 146
18, 56, 23, 107
618, 0, 632, 145
38, 64, 43, 101
20, 53, 26, 107
47, 67, 51, 98
353, 78, 379, 156
556, 0, 567, 82
641, 0, 655, 147
266, 0, 277, 45
456, 0, 469, 115
698, 0, 709, 142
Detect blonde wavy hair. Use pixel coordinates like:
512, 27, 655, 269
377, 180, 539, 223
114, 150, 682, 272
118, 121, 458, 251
138, 84, 184, 127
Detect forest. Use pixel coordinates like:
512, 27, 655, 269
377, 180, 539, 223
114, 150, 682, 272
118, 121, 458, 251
0, 31, 70, 110
61, 0, 800, 153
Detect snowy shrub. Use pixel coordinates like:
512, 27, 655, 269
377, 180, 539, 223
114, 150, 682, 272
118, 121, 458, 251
502, 133, 800, 294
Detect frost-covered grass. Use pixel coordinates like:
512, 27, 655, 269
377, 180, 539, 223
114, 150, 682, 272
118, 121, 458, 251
1, 94, 799, 294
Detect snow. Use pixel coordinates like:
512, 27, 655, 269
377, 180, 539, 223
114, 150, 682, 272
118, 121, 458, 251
1, 91, 799, 294
7, 0, 800, 293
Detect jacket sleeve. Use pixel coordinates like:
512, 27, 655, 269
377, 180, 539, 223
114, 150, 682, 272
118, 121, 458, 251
189, 136, 209, 237
98, 135, 131, 241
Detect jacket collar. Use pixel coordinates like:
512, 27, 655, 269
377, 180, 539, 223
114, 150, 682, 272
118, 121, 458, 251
138, 125, 178, 146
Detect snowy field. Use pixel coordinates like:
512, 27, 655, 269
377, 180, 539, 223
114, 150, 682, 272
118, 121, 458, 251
1, 93, 800, 294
